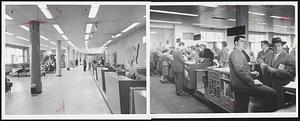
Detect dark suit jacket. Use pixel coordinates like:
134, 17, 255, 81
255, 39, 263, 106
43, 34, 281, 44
259, 51, 293, 107
172, 48, 185, 72
229, 47, 254, 93
199, 48, 214, 62
257, 48, 273, 62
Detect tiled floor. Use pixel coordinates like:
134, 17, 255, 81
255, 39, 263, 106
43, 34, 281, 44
150, 76, 213, 113
5, 66, 111, 115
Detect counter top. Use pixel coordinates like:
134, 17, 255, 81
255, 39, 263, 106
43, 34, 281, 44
118, 75, 133, 81
208, 67, 230, 75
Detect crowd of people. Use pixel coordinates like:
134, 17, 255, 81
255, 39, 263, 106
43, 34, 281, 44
151, 36, 296, 112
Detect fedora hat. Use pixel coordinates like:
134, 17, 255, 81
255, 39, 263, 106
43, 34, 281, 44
261, 40, 270, 45
271, 37, 286, 46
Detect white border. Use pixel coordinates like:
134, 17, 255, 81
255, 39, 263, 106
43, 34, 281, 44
2, 1, 298, 120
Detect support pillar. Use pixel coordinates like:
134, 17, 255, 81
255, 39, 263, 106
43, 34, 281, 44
29, 20, 42, 94
236, 5, 249, 40
56, 40, 62, 76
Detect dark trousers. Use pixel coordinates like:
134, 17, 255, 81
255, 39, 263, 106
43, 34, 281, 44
234, 85, 278, 112
175, 72, 184, 95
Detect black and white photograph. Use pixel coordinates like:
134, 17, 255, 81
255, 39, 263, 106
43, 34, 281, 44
150, 4, 297, 114
2, 2, 146, 117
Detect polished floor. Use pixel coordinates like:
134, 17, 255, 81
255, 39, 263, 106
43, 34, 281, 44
150, 76, 213, 113
5, 66, 111, 115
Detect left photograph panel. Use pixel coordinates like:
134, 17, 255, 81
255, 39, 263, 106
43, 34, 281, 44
3, 2, 146, 115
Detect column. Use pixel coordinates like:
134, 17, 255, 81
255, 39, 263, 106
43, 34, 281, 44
66, 46, 70, 70
266, 13, 274, 42
29, 20, 42, 94
72, 49, 75, 68
267, 32, 274, 42
56, 40, 62, 76
236, 5, 249, 40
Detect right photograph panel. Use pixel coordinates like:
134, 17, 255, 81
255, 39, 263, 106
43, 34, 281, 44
150, 4, 296, 113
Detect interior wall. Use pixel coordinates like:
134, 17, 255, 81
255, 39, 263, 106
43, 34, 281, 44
107, 25, 146, 74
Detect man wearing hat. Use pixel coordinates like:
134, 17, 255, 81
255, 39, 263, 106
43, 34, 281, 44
173, 42, 187, 96
257, 40, 273, 62
259, 37, 294, 109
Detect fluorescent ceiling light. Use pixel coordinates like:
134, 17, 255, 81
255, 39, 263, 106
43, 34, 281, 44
6, 14, 13, 20
150, 31, 157, 34
248, 11, 265, 16
41, 44, 49, 47
6, 32, 14, 36
193, 23, 205, 26
227, 19, 236, 22
40, 35, 49, 41
62, 35, 68, 40
122, 22, 140, 33
37, 4, 53, 19
85, 41, 88, 44
16, 36, 29, 41
270, 16, 292, 20
86, 23, 93, 33
150, 9, 198, 17
50, 41, 56, 45
20, 25, 29, 31
150, 20, 182, 24
52, 24, 64, 34
112, 33, 122, 38
88, 4, 100, 18
85, 34, 90, 40
200, 4, 218, 8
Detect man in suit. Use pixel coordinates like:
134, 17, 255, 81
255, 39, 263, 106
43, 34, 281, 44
172, 42, 186, 96
257, 40, 273, 62
229, 35, 278, 112
219, 41, 230, 67
199, 44, 214, 65
258, 37, 294, 109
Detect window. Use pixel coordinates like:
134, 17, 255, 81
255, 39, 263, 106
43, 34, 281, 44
5, 46, 24, 64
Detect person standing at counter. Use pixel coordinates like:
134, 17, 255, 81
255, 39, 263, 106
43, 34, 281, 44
199, 44, 214, 65
219, 41, 230, 67
173, 42, 186, 96
100, 57, 105, 66
229, 35, 278, 112
160, 49, 172, 83
211, 42, 221, 60
258, 37, 293, 109
257, 40, 273, 61
83, 59, 87, 71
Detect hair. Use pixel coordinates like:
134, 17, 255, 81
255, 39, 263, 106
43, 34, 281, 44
234, 35, 245, 45
199, 44, 206, 48
178, 42, 185, 46
222, 41, 227, 47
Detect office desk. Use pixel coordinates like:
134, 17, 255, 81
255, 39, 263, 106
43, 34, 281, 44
129, 87, 146, 114
184, 60, 210, 93
105, 72, 146, 114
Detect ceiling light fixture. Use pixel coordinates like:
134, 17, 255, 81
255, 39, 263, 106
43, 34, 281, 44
40, 35, 49, 41
270, 16, 292, 20
121, 22, 140, 33
16, 36, 29, 41
86, 23, 93, 33
6, 14, 13, 20
6, 32, 14, 36
52, 24, 64, 34
112, 33, 122, 38
88, 4, 100, 18
227, 19, 236, 22
37, 3, 53, 19
41, 44, 49, 47
150, 9, 198, 17
62, 35, 68, 40
248, 11, 266, 16
20, 25, 29, 31
50, 41, 56, 45
150, 20, 182, 24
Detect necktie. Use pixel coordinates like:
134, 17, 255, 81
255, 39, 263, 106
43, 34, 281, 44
241, 50, 250, 62
272, 54, 277, 67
